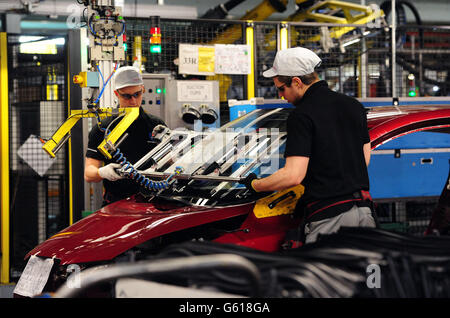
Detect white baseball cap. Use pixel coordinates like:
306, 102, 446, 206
113, 66, 144, 90
263, 47, 322, 78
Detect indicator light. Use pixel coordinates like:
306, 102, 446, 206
150, 16, 162, 54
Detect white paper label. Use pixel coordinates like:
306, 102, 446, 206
214, 44, 251, 74
13, 255, 54, 297
177, 81, 214, 102
178, 43, 215, 76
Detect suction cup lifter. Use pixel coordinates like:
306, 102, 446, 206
181, 104, 218, 125
199, 104, 218, 124
181, 104, 201, 124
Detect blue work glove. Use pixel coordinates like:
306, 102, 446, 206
239, 173, 259, 193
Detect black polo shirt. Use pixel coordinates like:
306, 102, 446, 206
284, 80, 370, 205
86, 107, 165, 203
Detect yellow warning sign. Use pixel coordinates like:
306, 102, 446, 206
198, 46, 215, 73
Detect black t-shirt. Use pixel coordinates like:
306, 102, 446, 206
284, 80, 370, 204
86, 107, 165, 203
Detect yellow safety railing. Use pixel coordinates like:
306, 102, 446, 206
67, 50, 74, 226
246, 21, 255, 99
0, 32, 10, 284
279, 22, 289, 50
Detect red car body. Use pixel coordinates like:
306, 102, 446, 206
26, 105, 450, 266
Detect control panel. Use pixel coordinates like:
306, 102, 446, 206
141, 75, 167, 121
141, 73, 220, 130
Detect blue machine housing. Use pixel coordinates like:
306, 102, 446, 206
369, 132, 450, 199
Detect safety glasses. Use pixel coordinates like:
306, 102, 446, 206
117, 89, 143, 100
276, 83, 287, 92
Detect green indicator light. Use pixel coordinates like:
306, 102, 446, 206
163, 88, 166, 94
123, 43, 127, 52
118, 16, 123, 20
156, 88, 162, 94
150, 45, 161, 53
95, 15, 100, 19
408, 90, 416, 97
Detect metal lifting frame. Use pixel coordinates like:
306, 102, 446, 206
129, 108, 286, 196
42, 107, 139, 159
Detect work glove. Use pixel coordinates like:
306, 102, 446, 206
151, 124, 170, 139
98, 163, 124, 181
239, 173, 259, 193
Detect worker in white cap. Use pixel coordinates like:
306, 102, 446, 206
84, 66, 166, 206
241, 47, 375, 246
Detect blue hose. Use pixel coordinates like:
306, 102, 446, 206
111, 148, 181, 191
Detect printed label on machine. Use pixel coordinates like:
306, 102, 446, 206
13, 255, 54, 297
178, 44, 215, 76
177, 81, 214, 102
215, 44, 251, 75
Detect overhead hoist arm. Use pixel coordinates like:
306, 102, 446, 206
289, 0, 385, 39
42, 107, 139, 159
261, 0, 385, 50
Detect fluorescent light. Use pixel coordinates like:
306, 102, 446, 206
19, 36, 45, 43
19, 38, 65, 54
342, 38, 361, 47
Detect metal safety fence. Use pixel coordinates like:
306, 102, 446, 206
125, 18, 249, 124
123, 19, 450, 101
4, 34, 70, 279
394, 25, 450, 97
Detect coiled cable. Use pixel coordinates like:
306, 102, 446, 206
111, 148, 183, 191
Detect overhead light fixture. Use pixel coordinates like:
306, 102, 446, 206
19, 36, 45, 43
19, 37, 65, 54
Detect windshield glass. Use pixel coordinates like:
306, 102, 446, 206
126, 108, 292, 207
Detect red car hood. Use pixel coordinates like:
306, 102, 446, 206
367, 105, 450, 148
26, 196, 253, 264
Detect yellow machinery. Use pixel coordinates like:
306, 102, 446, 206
42, 107, 139, 160
204, 0, 385, 48
287, 0, 385, 44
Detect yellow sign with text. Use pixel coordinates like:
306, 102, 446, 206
198, 46, 215, 73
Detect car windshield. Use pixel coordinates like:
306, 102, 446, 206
126, 108, 292, 207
